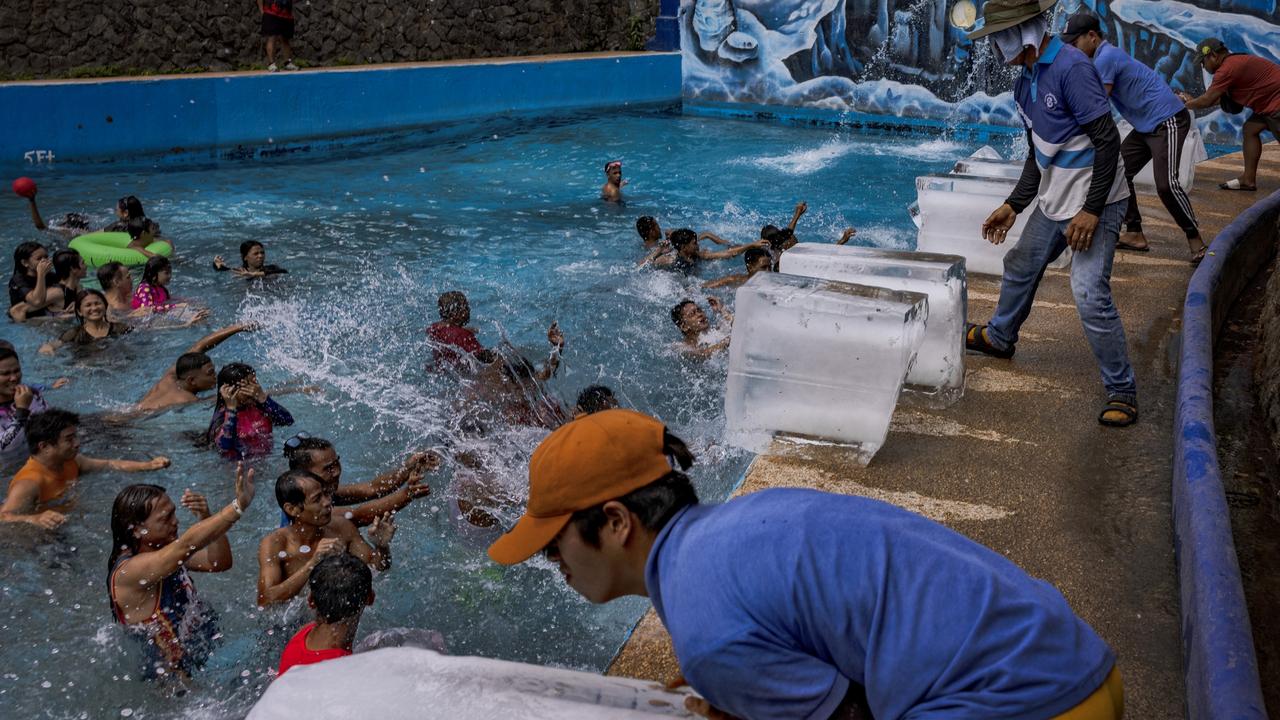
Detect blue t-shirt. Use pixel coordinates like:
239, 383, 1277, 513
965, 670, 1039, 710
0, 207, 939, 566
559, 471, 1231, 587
645, 489, 1114, 720
1014, 37, 1129, 221
1092, 41, 1185, 134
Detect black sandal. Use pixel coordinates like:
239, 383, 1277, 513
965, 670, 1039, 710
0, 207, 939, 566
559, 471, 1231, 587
1099, 398, 1139, 427
965, 323, 1015, 359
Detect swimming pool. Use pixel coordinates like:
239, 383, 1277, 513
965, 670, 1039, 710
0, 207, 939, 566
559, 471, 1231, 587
0, 106, 990, 718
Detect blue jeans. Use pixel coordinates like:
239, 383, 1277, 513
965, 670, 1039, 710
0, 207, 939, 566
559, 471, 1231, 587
985, 200, 1137, 399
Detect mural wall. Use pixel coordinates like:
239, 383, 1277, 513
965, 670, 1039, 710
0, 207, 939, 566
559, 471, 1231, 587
681, 0, 1280, 144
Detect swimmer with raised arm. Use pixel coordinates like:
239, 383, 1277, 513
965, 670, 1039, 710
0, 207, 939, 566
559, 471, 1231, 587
213, 240, 288, 278
256, 469, 396, 606
702, 247, 773, 289
283, 434, 437, 527
645, 229, 767, 271
601, 160, 626, 202
671, 297, 732, 359
137, 323, 255, 411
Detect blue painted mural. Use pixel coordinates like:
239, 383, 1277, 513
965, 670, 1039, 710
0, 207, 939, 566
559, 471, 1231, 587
680, 0, 1280, 143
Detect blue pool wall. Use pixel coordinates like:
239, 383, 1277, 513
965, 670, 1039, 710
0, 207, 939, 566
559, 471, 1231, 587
0, 53, 680, 166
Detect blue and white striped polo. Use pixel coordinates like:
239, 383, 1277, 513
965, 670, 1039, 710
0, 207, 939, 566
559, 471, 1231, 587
1013, 37, 1129, 221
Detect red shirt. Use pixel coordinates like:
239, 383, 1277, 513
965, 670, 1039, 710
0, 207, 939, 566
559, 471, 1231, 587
1210, 54, 1280, 115
277, 623, 351, 677
427, 322, 483, 365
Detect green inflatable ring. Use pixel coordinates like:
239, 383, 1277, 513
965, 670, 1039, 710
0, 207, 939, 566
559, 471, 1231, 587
69, 232, 172, 267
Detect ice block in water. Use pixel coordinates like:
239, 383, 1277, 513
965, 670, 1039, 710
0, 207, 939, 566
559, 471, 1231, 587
779, 243, 966, 407
914, 174, 1071, 276
725, 272, 927, 463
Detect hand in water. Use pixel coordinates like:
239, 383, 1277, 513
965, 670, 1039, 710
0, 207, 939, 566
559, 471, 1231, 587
13, 385, 34, 410
368, 513, 397, 546
547, 321, 565, 349
29, 510, 66, 530
213, 256, 227, 270
404, 472, 431, 500
404, 450, 442, 474
181, 489, 210, 519
233, 462, 256, 511
146, 456, 171, 470
51, 377, 71, 390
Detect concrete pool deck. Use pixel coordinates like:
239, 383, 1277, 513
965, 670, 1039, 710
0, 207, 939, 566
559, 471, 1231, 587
607, 145, 1280, 718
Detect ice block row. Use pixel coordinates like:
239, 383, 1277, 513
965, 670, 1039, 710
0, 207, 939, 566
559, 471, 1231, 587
725, 244, 967, 464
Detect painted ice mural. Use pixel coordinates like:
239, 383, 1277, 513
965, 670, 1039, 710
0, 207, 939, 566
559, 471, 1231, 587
680, 0, 1280, 144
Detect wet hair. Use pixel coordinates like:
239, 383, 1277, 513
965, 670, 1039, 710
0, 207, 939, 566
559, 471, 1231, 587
97, 262, 127, 291
575, 385, 618, 415
276, 468, 322, 511
0, 340, 13, 353
0, 346, 17, 364
744, 247, 770, 268
175, 351, 213, 380
437, 291, 468, 321
670, 299, 697, 328
760, 224, 780, 241
239, 240, 263, 268
126, 216, 151, 240
53, 250, 84, 283
12, 241, 46, 279
141, 255, 171, 286
669, 229, 697, 250
500, 354, 538, 383
768, 228, 795, 251
60, 213, 91, 230
636, 216, 658, 240
205, 362, 256, 443
285, 436, 335, 470
73, 289, 108, 323
568, 430, 697, 547
117, 195, 146, 220
26, 408, 79, 454
309, 553, 373, 623
108, 483, 167, 575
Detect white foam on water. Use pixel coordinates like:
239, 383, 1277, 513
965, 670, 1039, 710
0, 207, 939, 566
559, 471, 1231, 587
741, 138, 863, 176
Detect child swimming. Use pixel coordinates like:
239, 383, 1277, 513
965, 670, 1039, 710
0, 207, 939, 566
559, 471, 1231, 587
131, 256, 178, 312
206, 363, 295, 460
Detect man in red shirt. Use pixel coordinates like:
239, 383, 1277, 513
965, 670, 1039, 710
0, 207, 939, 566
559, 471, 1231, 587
426, 291, 485, 366
277, 553, 373, 677
1180, 38, 1280, 191
257, 0, 298, 72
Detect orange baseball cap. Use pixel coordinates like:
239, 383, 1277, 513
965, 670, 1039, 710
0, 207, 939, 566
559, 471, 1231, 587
487, 409, 673, 565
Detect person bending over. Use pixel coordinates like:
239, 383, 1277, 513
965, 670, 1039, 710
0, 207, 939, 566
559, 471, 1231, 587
214, 240, 288, 278
703, 247, 773, 289
489, 410, 1124, 720
284, 434, 436, 527
206, 363, 295, 460
277, 552, 375, 677
256, 469, 395, 606
137, 323, 255, 411
0, 409, 169, 530
108, 464, 254, 681
671, 298, 731, 358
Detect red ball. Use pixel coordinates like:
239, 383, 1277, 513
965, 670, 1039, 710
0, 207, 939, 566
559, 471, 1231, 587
12, 177, 36, 199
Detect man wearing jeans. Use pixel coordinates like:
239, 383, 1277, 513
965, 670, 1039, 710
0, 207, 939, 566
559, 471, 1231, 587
966, 0, 1138, 427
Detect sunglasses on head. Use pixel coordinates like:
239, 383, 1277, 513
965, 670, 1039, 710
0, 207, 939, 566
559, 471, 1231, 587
283, 431, 311, 451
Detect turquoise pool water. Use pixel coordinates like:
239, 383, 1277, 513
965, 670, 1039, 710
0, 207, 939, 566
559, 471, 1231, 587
0, 107, 986, 718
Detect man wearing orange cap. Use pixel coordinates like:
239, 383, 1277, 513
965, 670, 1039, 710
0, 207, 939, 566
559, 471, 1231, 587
489, 409, 1124, 720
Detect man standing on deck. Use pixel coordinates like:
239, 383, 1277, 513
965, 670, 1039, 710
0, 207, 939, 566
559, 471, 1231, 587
1062, 12, 1207, 264
1178, 38, 1280, 193
965, 0, 1139, 428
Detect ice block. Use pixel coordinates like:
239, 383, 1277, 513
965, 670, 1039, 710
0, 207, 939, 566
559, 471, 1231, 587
1117, 118, 1207, 192
914, 174, 1072, 276
779, 243, 966, 407
725, 272, 927, 463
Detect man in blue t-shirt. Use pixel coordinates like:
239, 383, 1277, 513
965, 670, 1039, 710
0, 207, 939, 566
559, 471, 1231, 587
1062, 12, 1206, 263
487, 409, 1125, 720
965, 0, 1138, 429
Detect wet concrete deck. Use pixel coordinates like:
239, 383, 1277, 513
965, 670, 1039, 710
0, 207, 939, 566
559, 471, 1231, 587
607, 144, 1280, 718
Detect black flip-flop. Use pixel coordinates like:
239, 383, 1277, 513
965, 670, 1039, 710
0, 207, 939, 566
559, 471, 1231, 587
1099, 398, 1139, 427
965, 323, 1015, 359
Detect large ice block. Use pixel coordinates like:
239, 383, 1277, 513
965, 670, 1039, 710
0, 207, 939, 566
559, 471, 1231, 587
779, 243, 966, 407
914, 174, 1072, 276
251, 647, 698, 719
725, 272, 927, 463
951, 158, 1023, 180
1117, 118, 1208, 192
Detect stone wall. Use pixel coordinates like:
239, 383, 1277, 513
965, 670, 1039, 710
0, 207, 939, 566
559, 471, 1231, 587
1257, 250, 1280, 451
0, 0, 659, 79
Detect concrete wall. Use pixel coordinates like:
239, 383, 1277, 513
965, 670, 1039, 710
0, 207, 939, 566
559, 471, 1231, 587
0, 0, 658, 79
0, 54, 682, 165
1258, 252, 1280, 450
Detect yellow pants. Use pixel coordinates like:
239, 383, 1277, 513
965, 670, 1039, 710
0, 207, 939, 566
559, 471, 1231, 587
1052, 666, 1124, 720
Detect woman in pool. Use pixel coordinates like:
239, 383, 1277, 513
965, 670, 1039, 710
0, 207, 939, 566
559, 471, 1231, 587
0, 345, 49, 471
39, 290, 133, 355
108, 465, 255, 681
132, 256, 179, 312
103, 195, 161, 236
206, 363, 295, 460
213, 241, 287, 278
48, 249, 87, 314
8, 242, 58, 322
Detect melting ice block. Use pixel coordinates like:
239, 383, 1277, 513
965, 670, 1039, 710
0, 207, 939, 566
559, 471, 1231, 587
914, 174, 1072, 276
779, 243, 966, 407
251, 647, 698, 719
725, 272, 927, 463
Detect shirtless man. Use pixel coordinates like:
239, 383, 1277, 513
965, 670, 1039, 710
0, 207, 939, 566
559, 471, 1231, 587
671, 297, 732, 359
703, 247, 773, 289
645, 229, 767, 271
97, 262, 134, 315
601, 161, 626, 202
284, 435, 437, 527
137, 324, 255, 411
257, 469, 396, 606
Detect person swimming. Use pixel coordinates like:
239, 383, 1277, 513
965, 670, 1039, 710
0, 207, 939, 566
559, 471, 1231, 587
703, 246, 773, 289
96, 262, 134, 315
103, 196, 161, 236
124, 217, 171, 259
644, 229, 766, 271
38, 289, 132, 355
601, 160, 626, 202
213, 240, 288, 278
132, 256, 178, 312
206, 362, 296, 460
7, 242, 56, 322
136, 324, 256, 412
671, 297, 732, 358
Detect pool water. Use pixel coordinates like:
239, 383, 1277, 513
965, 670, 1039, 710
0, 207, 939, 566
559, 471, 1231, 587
0, 107, 985, 718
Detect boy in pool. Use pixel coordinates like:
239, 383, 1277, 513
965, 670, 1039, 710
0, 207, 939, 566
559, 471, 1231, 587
257, 469, 395, 606
277, 552, 374, 677
601, 161, 626, 202
0, 409, 169, 530
284, 434, 437, 527
671, 298, 732, 359
644, 229, 766, 271
702, 247, 773, 289
427, 291, 565, 371
137, 323, 257, 412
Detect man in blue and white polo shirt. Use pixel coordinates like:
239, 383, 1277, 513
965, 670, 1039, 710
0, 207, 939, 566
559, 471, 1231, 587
966, 0, 1138, 428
